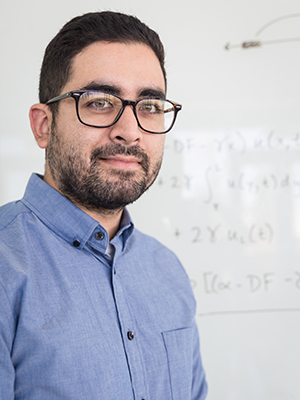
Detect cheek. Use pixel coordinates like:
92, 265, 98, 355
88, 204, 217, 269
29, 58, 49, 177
56, 121, 98, 157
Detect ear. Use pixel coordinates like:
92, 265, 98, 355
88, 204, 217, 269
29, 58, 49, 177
29, 103, 53, 149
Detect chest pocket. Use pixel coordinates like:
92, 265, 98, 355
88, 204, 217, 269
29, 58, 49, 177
162, 327, 193, 400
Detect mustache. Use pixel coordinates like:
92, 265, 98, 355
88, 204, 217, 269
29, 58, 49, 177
90, 143, 150, 172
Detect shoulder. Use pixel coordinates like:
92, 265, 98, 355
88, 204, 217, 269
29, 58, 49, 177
0, 201, 34, 320
0, 200, 36, 254
0, 200, 31, 231
0, 200, 37, 275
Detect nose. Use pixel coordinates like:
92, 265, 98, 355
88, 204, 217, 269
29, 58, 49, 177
108, 105, 142, 145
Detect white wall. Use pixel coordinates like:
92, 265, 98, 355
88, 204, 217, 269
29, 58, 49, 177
1, 0, 300, 398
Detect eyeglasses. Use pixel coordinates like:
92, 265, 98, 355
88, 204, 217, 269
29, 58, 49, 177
46, 90, 182, 134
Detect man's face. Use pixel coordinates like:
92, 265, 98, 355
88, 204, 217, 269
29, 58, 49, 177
45, 41, 166, 212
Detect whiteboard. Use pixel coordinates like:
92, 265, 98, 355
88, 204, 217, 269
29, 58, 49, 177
1, 1, 300, 399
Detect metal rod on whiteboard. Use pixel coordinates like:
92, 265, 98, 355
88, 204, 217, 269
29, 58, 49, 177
224, 37, 300, 50
255, 13, 300, 36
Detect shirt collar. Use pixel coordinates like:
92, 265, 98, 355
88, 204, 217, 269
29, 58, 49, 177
21, 174, 134, 251
113, 207, 134, 250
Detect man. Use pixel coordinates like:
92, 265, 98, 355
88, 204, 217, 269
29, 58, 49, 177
0, 11, 207, 399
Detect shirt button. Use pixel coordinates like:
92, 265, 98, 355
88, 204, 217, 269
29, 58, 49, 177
73, 240, 80, 247
127, 331, 134, 340
95, 231, 105, 240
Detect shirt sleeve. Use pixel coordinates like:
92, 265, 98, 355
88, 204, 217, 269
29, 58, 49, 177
191, 320, 208, 400
0, 282, 16, 400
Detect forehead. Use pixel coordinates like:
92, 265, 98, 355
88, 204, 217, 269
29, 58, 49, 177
64, 41, 166, 96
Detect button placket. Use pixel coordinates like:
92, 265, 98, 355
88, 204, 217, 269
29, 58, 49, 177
110, 248, 148, 399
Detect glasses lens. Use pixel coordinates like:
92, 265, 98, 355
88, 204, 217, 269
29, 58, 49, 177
77, 92, 176, 133
136, 99, 175, 133
78, 91, 122, 127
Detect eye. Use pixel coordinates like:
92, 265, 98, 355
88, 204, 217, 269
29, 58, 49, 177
139, 99, 164, 114
88, 98, 113, 110
80, 92, 119, 113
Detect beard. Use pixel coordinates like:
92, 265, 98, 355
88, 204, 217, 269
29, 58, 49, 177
46, 124, 163, 213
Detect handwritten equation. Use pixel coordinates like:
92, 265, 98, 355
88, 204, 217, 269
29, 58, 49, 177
148, 128, 300, 319
165, 129, 300, 155
191, 271, 300, 294
172, 222, 273, 245
204, 168, 300, 203
154, 128, 300, 212
156, 170, 300, 200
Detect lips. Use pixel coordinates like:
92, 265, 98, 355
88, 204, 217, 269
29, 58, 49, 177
100, 155, 141, 170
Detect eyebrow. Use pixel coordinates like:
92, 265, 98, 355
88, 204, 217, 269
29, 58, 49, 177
81, 83, 121, 95
138, 88, 166, 100
80, 82, 166, 100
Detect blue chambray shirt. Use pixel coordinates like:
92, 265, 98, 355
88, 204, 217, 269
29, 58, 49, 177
0, 174, 207, 400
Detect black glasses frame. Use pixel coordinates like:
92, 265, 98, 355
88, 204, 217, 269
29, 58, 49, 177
46, 90, 182, 134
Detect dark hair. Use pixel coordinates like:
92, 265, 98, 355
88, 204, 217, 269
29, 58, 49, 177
39, 11, 166, 112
